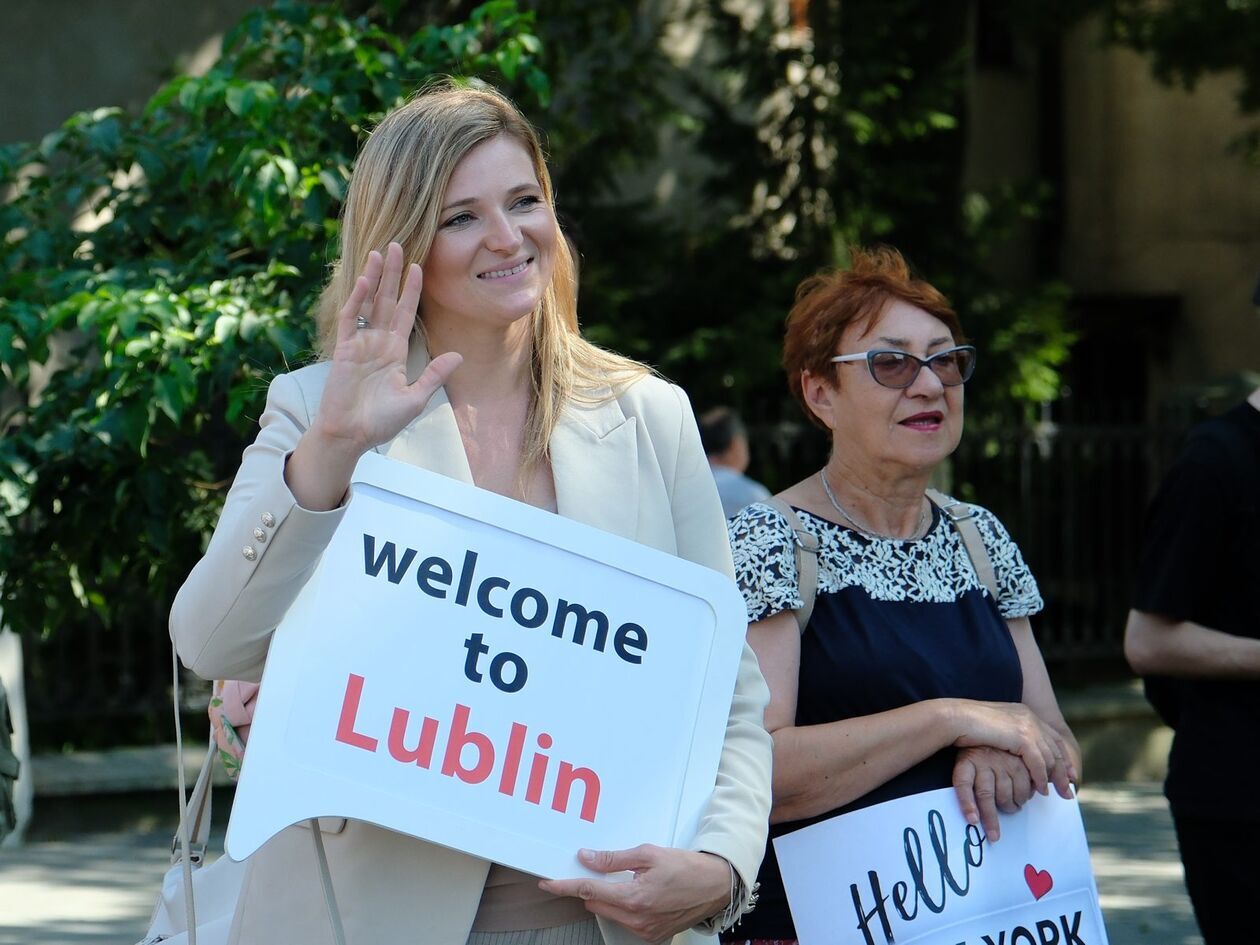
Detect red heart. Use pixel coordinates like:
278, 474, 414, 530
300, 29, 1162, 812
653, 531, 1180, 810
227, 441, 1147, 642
1024, 863, 1054, 901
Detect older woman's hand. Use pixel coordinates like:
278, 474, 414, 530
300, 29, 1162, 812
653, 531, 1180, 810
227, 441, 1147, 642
539, 845, 732, 944
952, 746, 1036, 841
948, 700, 1075, 802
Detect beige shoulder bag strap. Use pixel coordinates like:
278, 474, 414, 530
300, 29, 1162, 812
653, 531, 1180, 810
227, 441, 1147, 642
764, 497, 820, 633
170, 644, 347, 945
925, 488, 999, 600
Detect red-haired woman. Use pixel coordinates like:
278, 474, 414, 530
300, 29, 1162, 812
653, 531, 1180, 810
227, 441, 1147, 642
722, 247, 1080, 944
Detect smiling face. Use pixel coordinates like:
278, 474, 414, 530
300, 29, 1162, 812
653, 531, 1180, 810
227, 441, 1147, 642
805, 298, 965, 475
419, 134, 557, 337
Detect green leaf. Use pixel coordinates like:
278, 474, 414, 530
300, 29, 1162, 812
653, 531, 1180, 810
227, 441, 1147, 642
213, 314, 240, 343
225, 83, 253, 117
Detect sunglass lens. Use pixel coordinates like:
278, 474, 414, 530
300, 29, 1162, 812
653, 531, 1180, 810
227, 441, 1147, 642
870, 352, 918, 388
929, 348, 975, 385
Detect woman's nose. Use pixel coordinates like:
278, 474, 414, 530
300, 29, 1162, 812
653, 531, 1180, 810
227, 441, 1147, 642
484, 212, 523, 253
907, 359, 946, 395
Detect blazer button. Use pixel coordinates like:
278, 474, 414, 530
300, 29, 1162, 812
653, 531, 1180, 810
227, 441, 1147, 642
253, 528, 267, 543
261, 512, 276, 528
242, 546, 258, 561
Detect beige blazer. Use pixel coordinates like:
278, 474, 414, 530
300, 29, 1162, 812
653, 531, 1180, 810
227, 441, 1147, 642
170, 351, 772, 945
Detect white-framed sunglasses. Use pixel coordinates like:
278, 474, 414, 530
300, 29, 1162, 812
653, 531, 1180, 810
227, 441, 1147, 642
830, 345, 977, 389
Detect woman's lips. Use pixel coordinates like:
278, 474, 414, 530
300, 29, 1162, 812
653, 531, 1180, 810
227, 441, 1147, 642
478, 258, 531, 280
899, 412, 944, 429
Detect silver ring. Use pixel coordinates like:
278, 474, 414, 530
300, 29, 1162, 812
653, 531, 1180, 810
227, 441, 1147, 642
355, 315, 370, 330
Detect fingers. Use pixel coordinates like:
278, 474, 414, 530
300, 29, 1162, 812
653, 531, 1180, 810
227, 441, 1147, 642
538, 875, 627, 909
407, 351, 463, 407
339, 244, 422, 343
1015, 735, 1050, 795
1010, 760, 1035, 808
972, 765, 1001, 841
335, 249, 383, 344
580, 844, 654, 875
374, 242, 404, 326
390, 262, 424, 334
1049, 732, 1076, 799
952, 756, 982, 829
537, 846, 651, 900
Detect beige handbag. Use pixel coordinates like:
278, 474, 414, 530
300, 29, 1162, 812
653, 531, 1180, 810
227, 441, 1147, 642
136, 646, 348, 945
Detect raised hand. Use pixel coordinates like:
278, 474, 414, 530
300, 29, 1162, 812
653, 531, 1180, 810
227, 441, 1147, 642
284, 243, 462, 511
538, 845, 732, 944
314, 242, 462, 454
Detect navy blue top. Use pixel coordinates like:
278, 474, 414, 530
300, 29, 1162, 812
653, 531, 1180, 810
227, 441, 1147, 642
724, 499, 1041, 939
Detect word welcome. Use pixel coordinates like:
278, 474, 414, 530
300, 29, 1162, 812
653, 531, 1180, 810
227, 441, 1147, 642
363, 534, 649, 693
851, 807, 987, 945
336, 672, 601, 822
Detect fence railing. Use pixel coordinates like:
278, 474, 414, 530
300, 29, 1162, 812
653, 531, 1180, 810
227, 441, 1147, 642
949, 422, 1186, 669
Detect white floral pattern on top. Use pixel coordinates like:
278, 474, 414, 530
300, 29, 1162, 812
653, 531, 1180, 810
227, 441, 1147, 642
728, 498, 1043, 624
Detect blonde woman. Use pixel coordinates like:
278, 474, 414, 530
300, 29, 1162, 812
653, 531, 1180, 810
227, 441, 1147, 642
171, 83, 771, 945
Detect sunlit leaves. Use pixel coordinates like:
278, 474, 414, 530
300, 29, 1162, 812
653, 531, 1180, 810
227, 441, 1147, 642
0, 1, 548, 648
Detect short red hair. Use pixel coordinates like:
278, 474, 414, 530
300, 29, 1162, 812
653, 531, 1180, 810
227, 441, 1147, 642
782, 246, 964, 428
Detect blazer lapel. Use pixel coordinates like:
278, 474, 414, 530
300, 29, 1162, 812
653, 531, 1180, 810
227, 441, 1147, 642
380, 342, 639, 538
550, 396, 640, 540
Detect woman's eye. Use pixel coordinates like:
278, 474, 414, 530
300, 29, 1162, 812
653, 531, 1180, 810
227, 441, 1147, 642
441, 212, 474, 228
513, 195, 543, 210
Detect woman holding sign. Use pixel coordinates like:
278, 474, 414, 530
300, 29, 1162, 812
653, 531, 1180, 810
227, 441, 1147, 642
171, 82, 771, 945
721, 248, 1081, 944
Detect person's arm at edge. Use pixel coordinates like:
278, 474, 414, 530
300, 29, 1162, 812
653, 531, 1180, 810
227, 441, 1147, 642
1125, 609, 1260, 679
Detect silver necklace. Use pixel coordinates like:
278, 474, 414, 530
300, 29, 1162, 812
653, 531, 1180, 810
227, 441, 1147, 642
818, 469, 930, 541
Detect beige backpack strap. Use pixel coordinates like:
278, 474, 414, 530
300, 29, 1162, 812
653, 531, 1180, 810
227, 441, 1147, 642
764, 497, 820, 633
926, 488, 999, 601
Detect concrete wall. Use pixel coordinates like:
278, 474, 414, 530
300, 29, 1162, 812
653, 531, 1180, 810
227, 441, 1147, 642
1, 0, 263, 147
1060, 19, 1260, 397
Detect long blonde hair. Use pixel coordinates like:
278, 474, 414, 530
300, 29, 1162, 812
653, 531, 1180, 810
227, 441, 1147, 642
315, 81, 649, 472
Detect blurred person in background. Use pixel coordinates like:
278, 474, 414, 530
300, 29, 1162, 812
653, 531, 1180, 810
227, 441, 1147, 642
1124, 277, 1260, 945
700, 407, 770, 519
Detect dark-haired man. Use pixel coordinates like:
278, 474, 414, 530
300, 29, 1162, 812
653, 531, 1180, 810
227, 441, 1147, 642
698, 407, 770, 519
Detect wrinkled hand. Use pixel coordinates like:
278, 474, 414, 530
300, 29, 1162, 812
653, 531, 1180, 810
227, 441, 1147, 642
538, 845, 731, 944
951, 700, 1076, 803
953, 746, 1036, 841
314, 242, 462, 455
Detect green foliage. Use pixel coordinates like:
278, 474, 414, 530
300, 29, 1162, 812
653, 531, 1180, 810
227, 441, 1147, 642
641, 0, 1079, 428
1102, 0, 1260, 164
0, 1, 548, 656
3, 0, 1098, 707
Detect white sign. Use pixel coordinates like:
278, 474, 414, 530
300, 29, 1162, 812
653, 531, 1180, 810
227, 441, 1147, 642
774, 787, 1110, 945
225, 452, 749, 879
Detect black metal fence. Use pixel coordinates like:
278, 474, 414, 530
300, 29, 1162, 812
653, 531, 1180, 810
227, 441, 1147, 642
951, 422, 1187, 673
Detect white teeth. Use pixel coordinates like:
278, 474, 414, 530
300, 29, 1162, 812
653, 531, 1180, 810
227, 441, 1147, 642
480, 260, 528, 279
